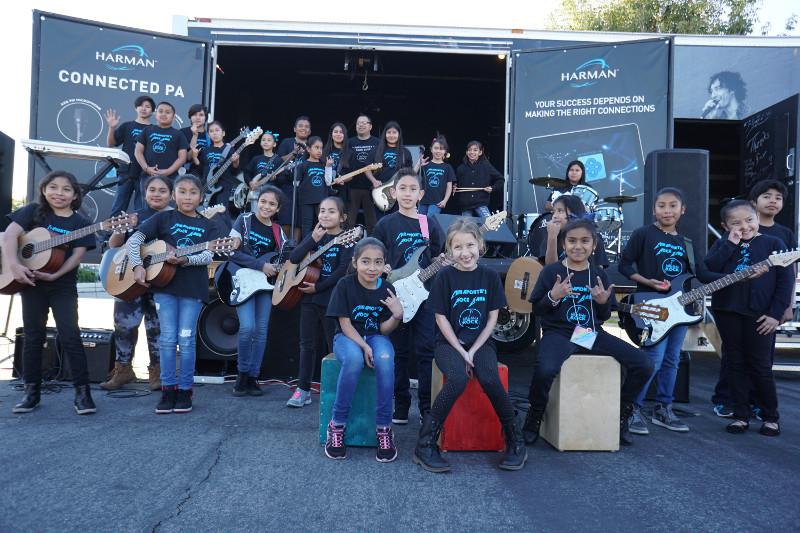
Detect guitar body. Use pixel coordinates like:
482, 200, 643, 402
504, 257, 543, 314
386, 246, 427, 284
619, 274, 703, 347
272, 257, 321, 310
391, 271, 428, 323
0, 228, 67, 295
215, 255, 278, 306
141, 240, 177, 288
202, 184, 224, 208
232, 182, 250, 210
372, 182, 396, 212
100, 247, 145, 301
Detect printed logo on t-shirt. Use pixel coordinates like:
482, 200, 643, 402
321, 246, 341, 276
383, 151, 398, 169
330, 151, 340, 167
170, 221, 206, 248
352, 304, 384, 333
564, 285, 592, 326
425, 167, 445, 189
197, 135, 211, 148
735, 243, 751, 271
653, 241, 685, 278
353, 145, 373, 163
396, 231, 425, 263
148, 131, 174, 154
206, 151, 223, 167
46, 224, 69, 236
130, 127, 144, 141
451, 288, 487, 330
308, 167, 325, 187
247, 230, 273, 258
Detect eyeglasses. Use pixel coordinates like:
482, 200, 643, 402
356, 121, 371, 125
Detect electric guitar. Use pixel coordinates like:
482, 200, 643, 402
336, 163, 383, 189
201, 127, 262, 207
231, 156, 297, 210
372, 170, 397, 212
0, 213, 134, 295
272, 226, 364, 310
213, 252, 285, 307
619, 249, 800, 346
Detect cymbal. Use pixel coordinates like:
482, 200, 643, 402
604, 195, 638, 204
530, 176, 569, 188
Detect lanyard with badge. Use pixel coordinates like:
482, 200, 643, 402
567, 263, 598, 350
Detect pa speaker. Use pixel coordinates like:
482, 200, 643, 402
261, 304, 300, 380
58, 329, 115, 383
197, 299, 239, 361
0, 131, 14, 230
644, 149, 709, 256
432, 213, 517, 244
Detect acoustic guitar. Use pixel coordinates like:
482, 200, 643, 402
0, 212, 134, 294
504, 257, 543, 314
271, 226, 364, 310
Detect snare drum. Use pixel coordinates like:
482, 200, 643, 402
570, 185, 599, 210
527, 212, 553, 257
594, 205, 624, 233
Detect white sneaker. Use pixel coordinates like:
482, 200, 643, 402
286, 388, 312, 408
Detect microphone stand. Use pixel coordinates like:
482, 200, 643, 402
286, 152, 302, 250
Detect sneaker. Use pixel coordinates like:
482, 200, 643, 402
246, 376, 264, 397
713, 404, 734, 418
392, 404, 409, 425
376, 426, 398, 463
325, 421, 346, 460
759, 421, 780, 437
173, 389, 193, 413
155, 386, 177, 414
286, 388, 312, 408
628, 406, 650, 435
651, 403, 689, 432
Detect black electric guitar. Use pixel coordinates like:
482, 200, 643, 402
201, 127, 262, 207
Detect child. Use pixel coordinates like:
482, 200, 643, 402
525, 219, 653, 446
544, 160, 585, 212
287, 196, 354, 407
277, 117, 312, 243
7, 171, 97, 415
704, 200, 793, 436
618, 187, 716, 435
325, 238, 404, 461
134, 101, 189, 182
180, 104, 210, 173
535, 194, 608, 268
295, 136, 329, 238
101, 176, 173, 391
244, 131, 284, 212
323, 122, 351, 189
277, 115, 311, 161
194, 120, 241, 211
126, 174, 220, 414
455, 140, 503, 218
373, 170, 445, 424
367, 121, 412, 188
414, 220, 527, 472
418, 135, 456, 216
226, 185, 285, 396
105, 95, 155, 215
346, 114, 379, 232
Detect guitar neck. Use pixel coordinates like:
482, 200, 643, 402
299, 237, 340, 271
678, 258, 771, 305
618, 302, 638, 314
338, 166, 373, 183
148, 242, 210, 265
207, 137, 247, 187
252, 158, 292, 189
33, 221, 105, 254
417, 221, 494, 283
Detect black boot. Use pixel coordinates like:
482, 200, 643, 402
232, 372, 248, 397
522, 408, 544, 445
246, 376, 264, 397
499, 421, 528, 471
74, 384, 97, 415
620, 402, 634, 446
12, 382, 42, 414
412, 415, 450, 473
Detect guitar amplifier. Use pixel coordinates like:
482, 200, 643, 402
12, 327, 60, 381
645, 351, 691, 404
58, 329, 115, 383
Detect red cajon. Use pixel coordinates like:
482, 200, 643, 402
431, 361, 508, 452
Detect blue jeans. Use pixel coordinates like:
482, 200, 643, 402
332, 333, 395, 427
154, 293, 203, 390
461, 205, 491, 218
418, 204, 442, 216
110, 175, 144, 216
635, 325, 688, 406
235, 292, 272, 376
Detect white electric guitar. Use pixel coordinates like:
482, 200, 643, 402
392, 211, 506, 322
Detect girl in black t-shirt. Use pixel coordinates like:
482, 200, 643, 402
7, 171, 98, 415
286, 196, 353, 408
368, 121, 413, 187
414, 220, 527, 473
126, 174, 223, 415
419, 135, 456, 216
544, 160, 586, 212
296, 136, 329, 238
194, 121, 241, 215
324, 238, 404, 462
536, 194, 609, 268
525, 219, 653, 447
323, 122, 351, 192
245, 131, 285, 212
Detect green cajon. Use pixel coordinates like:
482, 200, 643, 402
318, 354, 378, 447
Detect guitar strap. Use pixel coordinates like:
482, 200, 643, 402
270, 221, 283, 250
418, 214, 430, 242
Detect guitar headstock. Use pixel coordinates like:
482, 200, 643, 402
207, 237, 238, 256
336, 226, 365, 248
367, 163, 383, 171
242, 127, 263, 147
481, 211, 507, 232
768, 249, 800, 268
201, 205, 226, 219
103, 212, 135, 234
632, 303, 669, 322
234, 126, 250, 144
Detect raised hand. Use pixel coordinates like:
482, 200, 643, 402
591, 276, 614, 305
546, 219, 562, 239
728, 228, 743, 245
311, 222, 327, 243
380, 288, 404, 319
550, 272, 574, 300
104, 109, 120, 129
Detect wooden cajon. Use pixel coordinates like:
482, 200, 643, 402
319, 354, 377, 447
431, 360, 507, 452
539, 355, 621, 452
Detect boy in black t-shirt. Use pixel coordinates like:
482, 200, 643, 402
135, 101, 188, 182
105, 95, 154, 215
180, 104, 210, 174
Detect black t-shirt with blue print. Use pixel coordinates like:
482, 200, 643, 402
372, 211, 445, 271
327, 274, 395, 337
296, 160, 328, 205
420, 162, 456, 205
245, 154, 283, 181
374, 146, 412, 184
428, 264, 506, 346
137, 125, 189, 179
619, 224, 691, 291
180, 127, 211, 150
289, 231, 354, 306
348, 136, 379, 189
113, 120, 148, 177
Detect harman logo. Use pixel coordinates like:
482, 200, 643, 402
561, 58, 618, 88
96, 45, 156, 71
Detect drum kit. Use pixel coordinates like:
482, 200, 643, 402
519, 176, 638, 260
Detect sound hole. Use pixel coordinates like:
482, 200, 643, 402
143, 257, 152, 268
20, 243, 35, 260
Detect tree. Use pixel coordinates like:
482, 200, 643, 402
550, 0, 761, 35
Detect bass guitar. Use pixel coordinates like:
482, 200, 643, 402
231, 155, 299, 210
0, 213, 134, 294
272, 226, 364, 310
201, 127, 262, 208
619, 249, 800, 347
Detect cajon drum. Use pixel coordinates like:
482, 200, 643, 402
319, 354, 377, 447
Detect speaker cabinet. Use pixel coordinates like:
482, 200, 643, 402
196, 298, 239, 361
12, 327, 59, 381
0, 131, 14, 230
59, 329, 115, 383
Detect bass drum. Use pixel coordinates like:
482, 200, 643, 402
516, 213, 540, 240
526, 212, 552, 258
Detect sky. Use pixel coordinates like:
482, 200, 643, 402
0, 0, 797, 198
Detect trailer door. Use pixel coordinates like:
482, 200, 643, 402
739, 94, 799, 231
508, 38, 671, 236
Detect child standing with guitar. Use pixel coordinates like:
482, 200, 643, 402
524, 219, 653, 446
194, 121, 242, 223
414, 220, 526, 473
126, 174, 224, 414
286, 197, 355, 407
242, 131, 284, 212
373, 170, 445, 424
324, 238, 404, 461
226, 185, 285, 397
704, 200, 794, 437
418, 135, 456, 216
7, 171, 98, 415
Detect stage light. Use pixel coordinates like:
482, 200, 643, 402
497, 54, 506, 60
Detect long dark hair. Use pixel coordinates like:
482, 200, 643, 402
374, 121, 410, 167
564, 160, 586, 185
323, 122, 351, 173
35, 170, 83, 225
